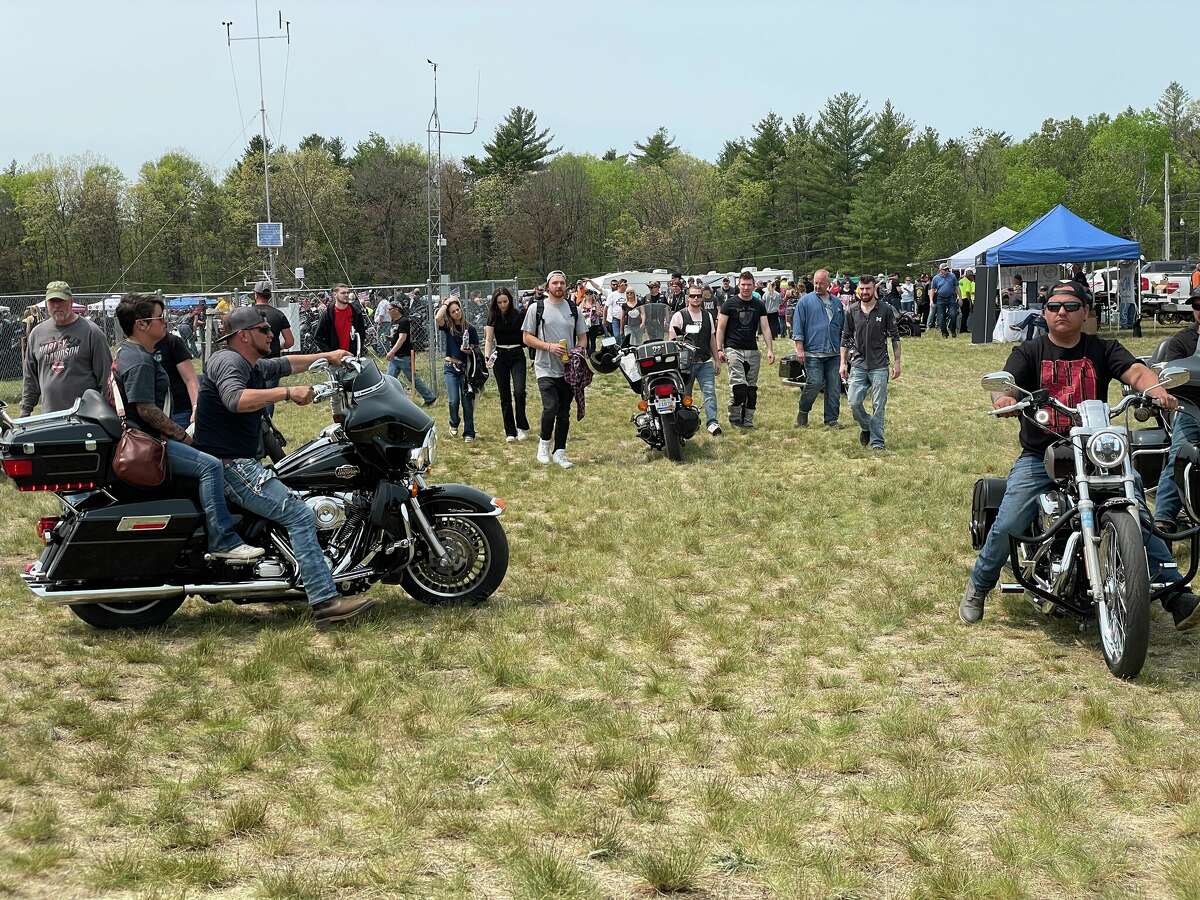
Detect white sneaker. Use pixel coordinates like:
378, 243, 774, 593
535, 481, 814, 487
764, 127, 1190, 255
213, 543, 265, 561
464, 436, 474, 443
536, 439, 551, 464
552, 449, 574, 469
505, 435, 516, 443
516, 429, 528, 441
449, 427, 458, 437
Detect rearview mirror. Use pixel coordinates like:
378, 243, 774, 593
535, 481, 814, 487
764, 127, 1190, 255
1160, 366, 1190, 390
308, 358, 329, 373
981, 371, 1016, 392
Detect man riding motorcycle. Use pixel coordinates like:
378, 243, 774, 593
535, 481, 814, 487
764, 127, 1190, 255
960, 280, 1200, 630
192, 306, 373, 628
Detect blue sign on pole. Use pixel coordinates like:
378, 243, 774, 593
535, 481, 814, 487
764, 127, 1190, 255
256, 222, 283, 248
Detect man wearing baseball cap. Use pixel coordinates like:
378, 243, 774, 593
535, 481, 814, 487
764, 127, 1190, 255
1152, 284, 1200, 534
20, 281, 112, 417
930, 262, 960, 338
190, 308, 373, 627
961, 279, 1200, 630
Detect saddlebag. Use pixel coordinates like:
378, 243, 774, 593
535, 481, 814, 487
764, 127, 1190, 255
1130, 427, 1169, 489
675, 405, 700, 440
1, 391, 119, 492
970, 477, 1007, 550
1173, 443, 1200, 522
778, 354, 806, 386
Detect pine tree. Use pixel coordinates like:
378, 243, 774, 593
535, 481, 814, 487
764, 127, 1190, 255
632, 127, 679, 166
716, 139, 747, 171
1156, 81, 1191, 143
745, 112, 788, 182
466, 106, 559, 178
801, 92, 875, 250
602, 148, 620, 162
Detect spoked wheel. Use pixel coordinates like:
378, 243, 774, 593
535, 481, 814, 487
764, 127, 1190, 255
69, 597, 185, 630
401, 513, 509, 605
1096, 510, 1151, 679
661, 413, 683, 462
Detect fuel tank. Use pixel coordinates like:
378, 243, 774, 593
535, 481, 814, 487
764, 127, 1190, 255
272, 435, 373, 491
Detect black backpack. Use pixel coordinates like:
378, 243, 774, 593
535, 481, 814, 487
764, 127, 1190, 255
528, 298, 579, 361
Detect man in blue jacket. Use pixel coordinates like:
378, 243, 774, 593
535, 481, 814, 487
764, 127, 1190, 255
791, 269, 844, 427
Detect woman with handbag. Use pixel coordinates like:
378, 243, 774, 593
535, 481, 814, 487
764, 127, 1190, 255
434, 297, 480, 442
113, 293, 263, 562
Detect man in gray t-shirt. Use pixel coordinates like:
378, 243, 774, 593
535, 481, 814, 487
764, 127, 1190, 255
20, 281, 112, 416
522, 270, 589, 468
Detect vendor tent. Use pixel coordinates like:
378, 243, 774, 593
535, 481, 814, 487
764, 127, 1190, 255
946, 226, 1016, 269
982, 204, 1140, 265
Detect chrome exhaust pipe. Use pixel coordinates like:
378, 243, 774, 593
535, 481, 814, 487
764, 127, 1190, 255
184, 580, 296, 596
27, 582, 186, 606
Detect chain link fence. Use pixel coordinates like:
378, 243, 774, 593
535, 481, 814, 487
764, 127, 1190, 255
0, 278, 522, 410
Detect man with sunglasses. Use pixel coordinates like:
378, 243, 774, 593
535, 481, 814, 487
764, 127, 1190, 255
1153, 285, 1200, 534
192, 307, 371, 628
669, 285, 722, 435
961, 280, 1200, 630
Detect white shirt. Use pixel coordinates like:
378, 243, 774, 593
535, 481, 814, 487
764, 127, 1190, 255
373, 299, 391, 324
606, 290, 625, 321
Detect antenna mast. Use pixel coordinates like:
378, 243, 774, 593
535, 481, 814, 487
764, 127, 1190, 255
426, 61, 479, 293
224, 3, 291, 285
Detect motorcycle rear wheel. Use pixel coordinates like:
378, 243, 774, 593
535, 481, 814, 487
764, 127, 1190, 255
661, 413, 683, 462
68, 597, 185, 630
1096, 510, 1151, 679
401, 514, 508, 605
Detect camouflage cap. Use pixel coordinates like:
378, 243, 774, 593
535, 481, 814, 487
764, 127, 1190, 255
44, 281, 73, 302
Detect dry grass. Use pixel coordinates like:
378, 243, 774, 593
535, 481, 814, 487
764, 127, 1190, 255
0, 331, 1199, 897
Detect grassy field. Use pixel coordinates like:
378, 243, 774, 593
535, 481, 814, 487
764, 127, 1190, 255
1, 333, 1199, 899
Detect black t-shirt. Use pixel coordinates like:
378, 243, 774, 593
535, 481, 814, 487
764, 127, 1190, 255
193, 350, 292, 459
489, 310, 524, 346
257, 303, 291, 358
154, 333, 194, 415
390, 317, 412, 352
720, 297, 768, 350
1162, 324, 1199, 362
842, 301, 899, 371
1003, 334, 1138, 457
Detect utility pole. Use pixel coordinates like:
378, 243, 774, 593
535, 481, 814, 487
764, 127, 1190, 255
425, 61, 479, 297
224, 3, 290, 286
1164, 152, 1171, 260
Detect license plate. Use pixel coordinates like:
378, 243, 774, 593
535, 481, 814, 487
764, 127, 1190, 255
654, 397, 676, 413
601, 336, 617, 348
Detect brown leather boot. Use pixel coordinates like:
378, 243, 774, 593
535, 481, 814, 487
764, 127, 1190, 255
311, 594, 377, 628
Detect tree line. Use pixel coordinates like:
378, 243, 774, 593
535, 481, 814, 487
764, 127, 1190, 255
2, 82, 1199, 295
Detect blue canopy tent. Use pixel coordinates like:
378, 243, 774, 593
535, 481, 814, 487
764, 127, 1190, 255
971, 205, 1142, 343
981, 204, 1140, 265
167, 296, 206, 309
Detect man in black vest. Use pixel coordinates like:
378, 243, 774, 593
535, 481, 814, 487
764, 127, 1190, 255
669, 284, 722, 435
192, 307, 373, 628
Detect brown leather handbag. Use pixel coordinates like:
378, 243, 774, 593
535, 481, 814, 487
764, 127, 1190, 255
109, 373, 167, 488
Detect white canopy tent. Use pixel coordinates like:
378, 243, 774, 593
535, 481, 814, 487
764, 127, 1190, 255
945, 226, 1017, 270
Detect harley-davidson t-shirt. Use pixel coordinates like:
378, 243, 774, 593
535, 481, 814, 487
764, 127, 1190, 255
1003, 333, 1137, 457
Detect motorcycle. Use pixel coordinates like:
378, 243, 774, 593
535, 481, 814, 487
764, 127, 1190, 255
597, 302, 700, 462
970, 365, 1190, 679
0, 356, 508, 630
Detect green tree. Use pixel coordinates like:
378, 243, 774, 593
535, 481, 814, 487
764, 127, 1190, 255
632, 127, 679, 167
465, 106, 559, 178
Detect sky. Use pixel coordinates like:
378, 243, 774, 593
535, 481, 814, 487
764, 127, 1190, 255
4, 0, 1198, 179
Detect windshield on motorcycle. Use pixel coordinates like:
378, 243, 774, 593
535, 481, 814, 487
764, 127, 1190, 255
625, 302, 672, 346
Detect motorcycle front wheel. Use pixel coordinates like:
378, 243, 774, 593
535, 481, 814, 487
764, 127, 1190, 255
1096, 510, 1151, 679
661, 412, 683, 462
68, 597, 185, 630
401, 513, 509, 605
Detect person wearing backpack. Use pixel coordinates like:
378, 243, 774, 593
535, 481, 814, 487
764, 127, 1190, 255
522, 270, 589, 468
435, 297, 480, 442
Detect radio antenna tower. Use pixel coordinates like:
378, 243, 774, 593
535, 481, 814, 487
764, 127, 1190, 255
426, 60, 479, 294
224, 2, 291, 285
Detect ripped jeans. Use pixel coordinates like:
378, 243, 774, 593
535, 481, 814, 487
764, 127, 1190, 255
221, 458, 337, 606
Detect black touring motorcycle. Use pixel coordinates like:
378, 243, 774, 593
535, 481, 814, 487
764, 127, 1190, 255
592, 301, 700, 462
970, 364, 1192, 679
0, 356, 508, 629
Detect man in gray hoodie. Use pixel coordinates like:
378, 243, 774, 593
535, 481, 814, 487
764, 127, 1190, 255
20, 281, 112, 416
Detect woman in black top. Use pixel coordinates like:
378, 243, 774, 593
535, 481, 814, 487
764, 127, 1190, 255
483, 287, 531, 442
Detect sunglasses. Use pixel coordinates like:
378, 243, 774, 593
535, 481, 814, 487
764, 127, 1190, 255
687, 293, 702, 299
249, 324, 273, 335
1044, 301, 1083, 313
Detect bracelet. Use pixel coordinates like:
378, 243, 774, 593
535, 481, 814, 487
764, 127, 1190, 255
282, 387, 291, 403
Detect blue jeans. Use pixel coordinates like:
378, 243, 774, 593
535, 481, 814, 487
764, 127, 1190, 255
387, 355, 436, 404
971, 453, 1181, 594
220, 458, 337, 606
935, 298, 959, 336
689, 359, 719, 426
165, 440, 243, 554
444, 364, 475, 438
171, 410, 192, 430
799, 355, 841, 425
1154, 411, 1200, 524
610, 320, 622, 340
848, 366, 889, 448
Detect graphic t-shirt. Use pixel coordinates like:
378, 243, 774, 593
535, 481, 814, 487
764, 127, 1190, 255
1003, 334, 1138, 457
720, 297, 768, 350
20, 316, 112, 414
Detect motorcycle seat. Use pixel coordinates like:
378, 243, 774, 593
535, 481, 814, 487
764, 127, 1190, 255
77, 389, 122, 440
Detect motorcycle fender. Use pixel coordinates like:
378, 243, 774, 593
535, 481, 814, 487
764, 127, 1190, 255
415, 483, 503, 517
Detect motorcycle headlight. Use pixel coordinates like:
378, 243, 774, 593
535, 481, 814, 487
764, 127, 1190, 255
1086, 430, 1127, 470
411, 426, 437, 471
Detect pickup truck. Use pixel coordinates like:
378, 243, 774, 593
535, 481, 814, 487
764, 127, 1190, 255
1137, 260, 1196, 324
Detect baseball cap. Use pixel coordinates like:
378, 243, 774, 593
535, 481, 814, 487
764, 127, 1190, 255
254, 279, 273, 296
1046, 280, 1091, 304
217, 306, 269, 342
938, 261, 950, 270
45, 281, 73, 302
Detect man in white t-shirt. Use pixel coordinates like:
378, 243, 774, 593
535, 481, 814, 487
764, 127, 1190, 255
606, 277, 626, 339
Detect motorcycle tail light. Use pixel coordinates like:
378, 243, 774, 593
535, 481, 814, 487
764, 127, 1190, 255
3, 458, 33, 478
18, 481, 96, 493
652, 384, 674, 398
36, 517, 60, 544
682, 395, 694, 407
637, 400, 648, 411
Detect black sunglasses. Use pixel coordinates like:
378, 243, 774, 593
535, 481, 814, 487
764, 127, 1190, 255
1044, 301, 1083, 313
